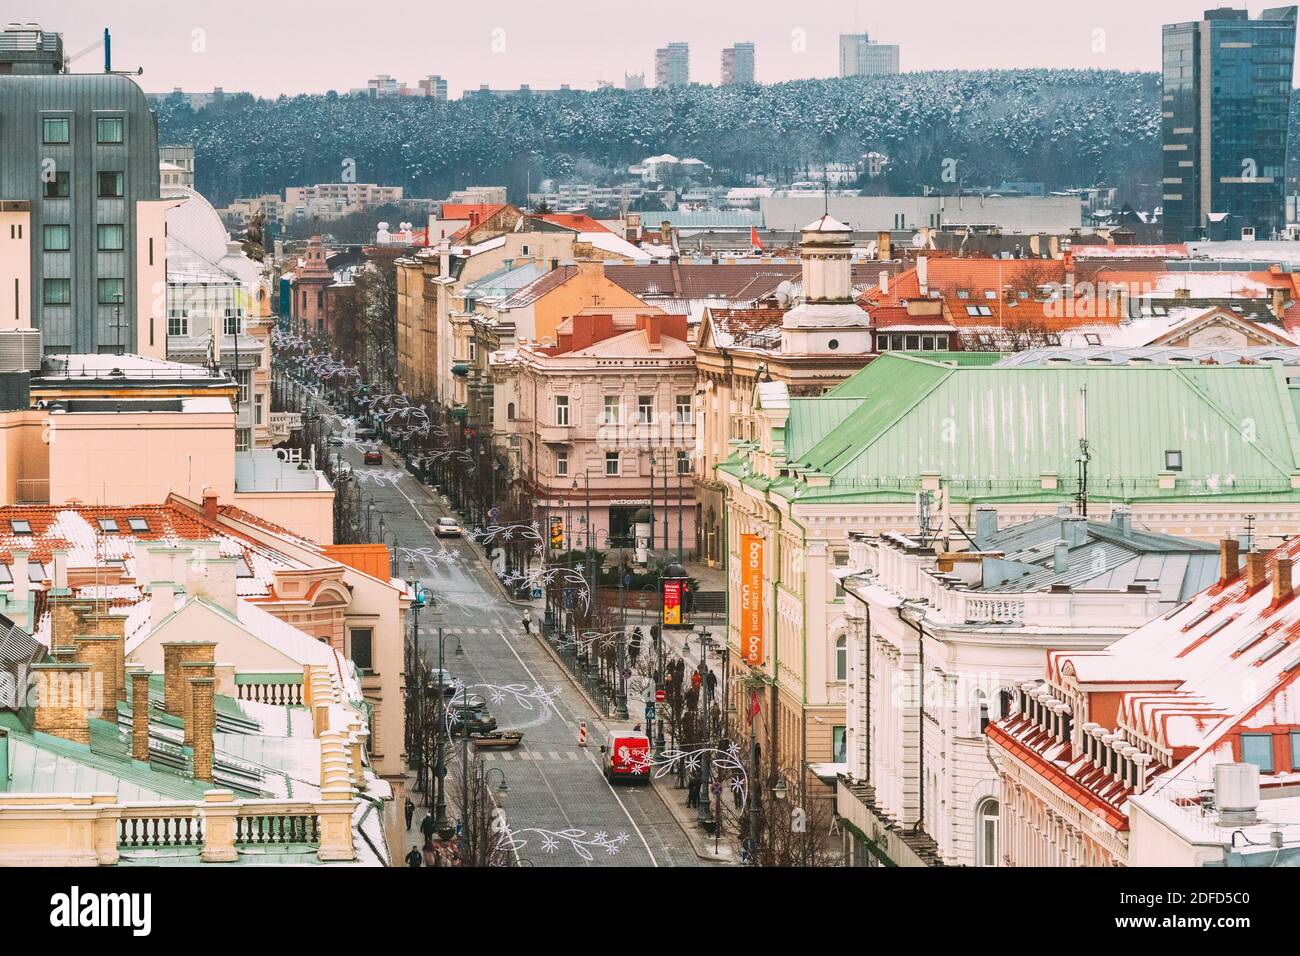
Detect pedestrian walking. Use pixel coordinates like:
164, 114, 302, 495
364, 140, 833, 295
404, 797, 415, 830
422, 839, 437, 867
706, 670, 718, 699
522, 609, 533, 634
420, 812, 435, 843
687, 769, 702, 808
404, 844, 422, 868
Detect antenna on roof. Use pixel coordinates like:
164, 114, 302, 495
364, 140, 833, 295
1244, 513, 1256, 553
1075, 384, 1090, 517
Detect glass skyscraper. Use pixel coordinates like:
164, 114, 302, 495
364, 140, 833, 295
1161, 7, 1296, 242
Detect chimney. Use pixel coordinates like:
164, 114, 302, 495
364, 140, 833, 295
182, 661, 215, 742
1110, 505, 1132, 539
202, 487, 219, 523
1173, 287, 1191, 303
72, 635, 118, 719
876, 230, 891, 261
10, 549, 29, 607
879, 271, 889, 296
1062, 515, 1089, 548
162, 641, 217, 715
189, 676, 216, 782
128, 666, 151, 762
1273, 556, 1293, 606
1053, 542, 1069, 573
1215, 763, 1260, 826
1220, 538, 1241, 584
917, 257, 929, 297
974, 506, 998, 543
30, 663, 92, 744
81, 612, 126, 703
646, 314, 662, 349
191, 557, 237, 614
150, 581, 176, 631
1246, 550, 1268, 593
50, 549, 68, 591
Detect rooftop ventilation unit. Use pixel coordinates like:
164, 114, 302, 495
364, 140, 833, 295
1214, 762, 1260, 826
0, 330, 41, 372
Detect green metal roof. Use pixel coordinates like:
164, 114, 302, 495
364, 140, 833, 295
763, 353, 1300, 506
897, 350, 1007, 367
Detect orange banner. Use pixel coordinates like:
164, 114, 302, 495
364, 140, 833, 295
739, 534, 763, 666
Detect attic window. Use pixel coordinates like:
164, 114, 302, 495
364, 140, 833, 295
27, 562, 45, 582
1084, 333, 1102, 346
983, 290, 997, 300
127, 517, 149, 532
0, 565, 9, 584
234, 556, 254, 578
1164, 450, 1183, 472
956, 290, 970, 300
97, 518, 119, 532
9, 519, 31, 534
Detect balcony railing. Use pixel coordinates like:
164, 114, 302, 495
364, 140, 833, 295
118, 803, 205, 849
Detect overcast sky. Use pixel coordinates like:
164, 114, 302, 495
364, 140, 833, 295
17, 1, 1296, 97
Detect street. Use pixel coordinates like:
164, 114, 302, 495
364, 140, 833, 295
321, 408, 710, 867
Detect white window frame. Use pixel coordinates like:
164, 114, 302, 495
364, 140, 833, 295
674, 394, 692, 424
637, 395, 654, 424
605, 452, 620, 477
555, 395, 570, 426
603, 395, 621, 425
167, 309, 188, 336
975, 798, 1000, 867
555, 449, 569, 477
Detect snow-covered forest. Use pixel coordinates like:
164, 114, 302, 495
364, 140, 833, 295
157, 70, 1174, 207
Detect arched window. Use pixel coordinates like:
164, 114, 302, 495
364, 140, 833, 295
977, 690, 991, 732
835, 634, 847, 681
975, 798, 1000, 867
507, 402, 516, 421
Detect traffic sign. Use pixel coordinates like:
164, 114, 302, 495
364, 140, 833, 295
644, 703, 656, 722
655, 688, 666, 703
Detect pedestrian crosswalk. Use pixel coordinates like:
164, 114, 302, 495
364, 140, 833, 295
478, 749, 584, 763
418, 626, 514, 636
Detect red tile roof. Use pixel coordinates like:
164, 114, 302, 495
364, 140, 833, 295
534, 213, 612, 234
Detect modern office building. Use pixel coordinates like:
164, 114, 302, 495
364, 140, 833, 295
1161, 6, 1297, 242
0, 23, 168, 356
839, 32, 900, 76
721, 42, 756, 85
655, 42, 690, 88
158, 144, 195, 188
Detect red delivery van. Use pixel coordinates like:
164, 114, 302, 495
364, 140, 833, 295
601, 731, 651, 785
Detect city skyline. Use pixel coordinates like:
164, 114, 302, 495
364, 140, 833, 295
25, 0, 1300, 98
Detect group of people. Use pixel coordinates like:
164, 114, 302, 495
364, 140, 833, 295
403, 798, 463, 868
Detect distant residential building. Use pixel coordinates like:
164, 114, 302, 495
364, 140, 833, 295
655, 42, 690, 87
283, 182, 404, 222
624, 72, 646, 91
0, 23, 169, 357
1161, 6, 1297, 242
839, 32, 900, 76
419, 74, 449, 100
447, 186, 509, 206
526, 182, 644, 211
158, 144, 195, 187
464, 83, 573, 98
721, 42, 756, 85
364, 73, 447, 99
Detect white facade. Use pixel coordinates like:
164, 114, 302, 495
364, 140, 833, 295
841, 529, 1193, 866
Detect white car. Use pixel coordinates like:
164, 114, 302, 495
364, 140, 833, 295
435, 517, 462, 537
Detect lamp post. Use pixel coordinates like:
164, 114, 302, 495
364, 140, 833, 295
693, 624, 714, 828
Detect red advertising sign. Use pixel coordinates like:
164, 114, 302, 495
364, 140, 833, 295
662, 577, 685, 627
739, 534, 764, 666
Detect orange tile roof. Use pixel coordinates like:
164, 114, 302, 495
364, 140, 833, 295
534, 213, 612, 234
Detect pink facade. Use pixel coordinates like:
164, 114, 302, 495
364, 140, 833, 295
501, 312, 698, 558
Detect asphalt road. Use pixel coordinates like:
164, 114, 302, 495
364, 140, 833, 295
319, 409, 706, 867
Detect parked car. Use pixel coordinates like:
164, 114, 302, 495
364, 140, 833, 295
426, 669, 458, 696
435, 516, 462, 537
326, 435, 345, 447
452, 706, 498, 734
363, 448, 383, 465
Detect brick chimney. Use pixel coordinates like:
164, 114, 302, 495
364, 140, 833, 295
162, 641, 217, 715
72, 635, 118, 719
181, 660, 215, 742
128, 666, 151, 762
1274, 556, 1294, 607
202, 487, 219, 523
1246, 550, 1268, 594
82, 612, 126, 703
30, 663, 92, 744
1220, 538, 1241, 585
189, 676, 216, 782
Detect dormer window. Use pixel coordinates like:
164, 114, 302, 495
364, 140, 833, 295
9, 519, 31, 534
127, 517, 149, 532
1164, 450, 1183, 472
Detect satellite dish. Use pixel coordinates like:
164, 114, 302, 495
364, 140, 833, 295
911, 233, 927, 248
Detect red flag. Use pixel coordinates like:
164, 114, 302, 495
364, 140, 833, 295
750, 225, 765, 251
748, 689, 761, 725
421, 226, 430, 247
